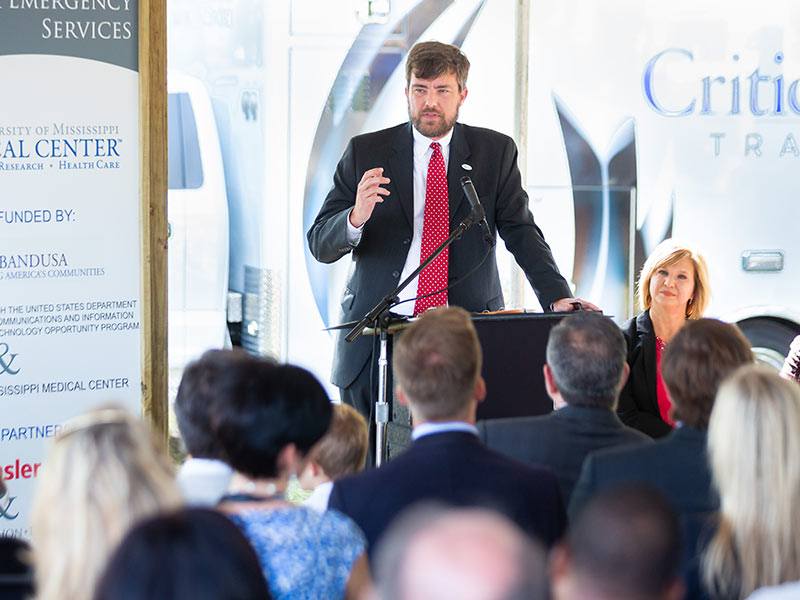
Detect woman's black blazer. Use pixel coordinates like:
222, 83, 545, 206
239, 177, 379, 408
617, 310, 673, 439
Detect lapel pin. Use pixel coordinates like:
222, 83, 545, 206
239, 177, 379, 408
461, 163, 472, 171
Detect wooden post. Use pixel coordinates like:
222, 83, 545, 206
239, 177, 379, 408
139, 0, 169, 443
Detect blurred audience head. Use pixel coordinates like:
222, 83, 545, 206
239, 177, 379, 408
211, 359, 332, 479
94, 508, 271, 600
392, 307, 484, 422
638, 238, 710, 318
0, 536, 34, 600
703, 365, 800, 598
373, 505, 548, 600
661, 318, 753, 429
174, 348, 258, 458
31, 405, 182, 600
299, 403, 368, 489
0, 472, 34, 599
551, 485, 683, 600
545, 312, 628, 409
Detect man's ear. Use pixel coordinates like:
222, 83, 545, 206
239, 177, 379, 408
548, 543, 571, 591
474, 376, 486, 404
662, 577, 686, 600
619, 362, 630, 389
276, 443, 301, 474
543, 364, 559, 396
396, 384, 408, 406
459, 86, 468, 105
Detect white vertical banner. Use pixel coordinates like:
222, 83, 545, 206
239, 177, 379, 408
0, 0, 141, 536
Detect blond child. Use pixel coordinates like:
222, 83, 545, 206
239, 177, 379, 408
298, 403, 368, 512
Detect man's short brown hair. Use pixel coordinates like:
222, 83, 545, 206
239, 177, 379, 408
312, 404, 368, 479
405, 41, 470, 91
393, 307, 482, 420
661, 319, 753, 429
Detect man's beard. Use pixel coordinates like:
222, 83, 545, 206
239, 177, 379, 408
409, 106, 458, 138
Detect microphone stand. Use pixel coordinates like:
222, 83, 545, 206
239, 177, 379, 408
345, 209, 482, 466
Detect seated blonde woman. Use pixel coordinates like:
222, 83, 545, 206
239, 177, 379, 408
703, 366, 800, 599
618, 239, 711, 438
31, 406, 182, 600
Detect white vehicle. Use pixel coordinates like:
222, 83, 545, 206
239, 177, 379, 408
527, 1, 800, 368
167, 72, 230, 370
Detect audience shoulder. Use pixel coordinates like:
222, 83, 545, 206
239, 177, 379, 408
568, 441, 653, 519
477, 415, 549, 444
586, 438, 657, 477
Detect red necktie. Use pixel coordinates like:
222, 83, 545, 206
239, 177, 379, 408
413, 142, 449, 316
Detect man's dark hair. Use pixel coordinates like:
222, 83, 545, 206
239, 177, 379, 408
661, 318, 753, 429
174, 349, 258, 458
210, 360, 332, 479
95, 508, 272, 600
545, 312, 627, 408
567, 485, 682, 599
405, 41, 470, 91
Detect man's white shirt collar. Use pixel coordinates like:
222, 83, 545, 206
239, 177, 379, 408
411, 421, 479, 440
412, 126, 454, 160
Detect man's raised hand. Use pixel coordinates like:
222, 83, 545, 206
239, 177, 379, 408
349, 167, 391, 228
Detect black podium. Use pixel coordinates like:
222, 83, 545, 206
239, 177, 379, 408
473, 312, 566, 420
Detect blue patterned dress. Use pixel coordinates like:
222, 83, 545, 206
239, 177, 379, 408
229, 506, 366, 600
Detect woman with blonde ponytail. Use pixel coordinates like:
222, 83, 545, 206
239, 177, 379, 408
31, 406, 182, 600
703, 366, 800, 599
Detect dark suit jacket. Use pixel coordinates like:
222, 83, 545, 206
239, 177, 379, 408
569, 427, 717, 600
617, 310, 673, 438
477, 405, 650, 505
307, 122, 571, 388
328, 431, 566, 559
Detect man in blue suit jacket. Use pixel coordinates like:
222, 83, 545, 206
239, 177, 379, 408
478, 312, 650, 505
328, 307, 566, 558
307, 41, 594, 427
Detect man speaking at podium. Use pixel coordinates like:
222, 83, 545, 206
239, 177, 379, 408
307, 41, 596, 422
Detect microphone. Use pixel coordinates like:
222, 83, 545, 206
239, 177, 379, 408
460, 176, 496, 247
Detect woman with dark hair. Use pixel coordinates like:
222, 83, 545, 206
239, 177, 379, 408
211, 358, 369, 600
95, 508, 271, 600
617, 239, 711, 438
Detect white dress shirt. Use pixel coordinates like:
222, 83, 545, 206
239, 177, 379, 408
347, 127, 454, 316
302, 480, 334, 513
176, 457, 233, 507
411, 420, 479, 440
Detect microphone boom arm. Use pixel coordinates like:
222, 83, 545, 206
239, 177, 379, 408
344, 211, 478, 343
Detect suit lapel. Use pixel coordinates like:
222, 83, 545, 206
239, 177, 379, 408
639, 311, 660, 414
387, 124, 415, 228
447, 123, 471, 223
